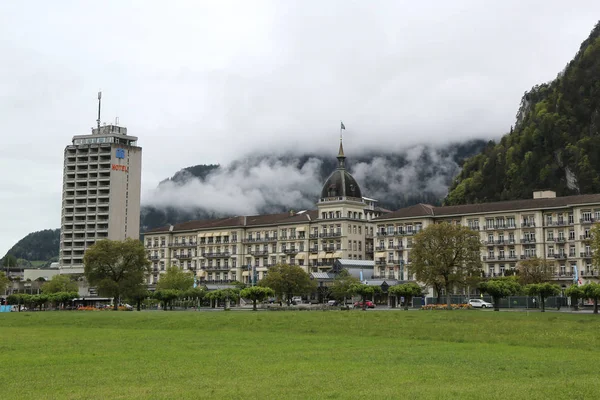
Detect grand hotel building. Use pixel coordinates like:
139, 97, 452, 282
144, 142, 600, 289
144, 141, 386, 285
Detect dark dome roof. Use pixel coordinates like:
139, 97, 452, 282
321, 169, 362, 200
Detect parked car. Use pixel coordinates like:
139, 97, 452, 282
468, 299, 493, 308
291, 296, 303, 305
327, 300, 339, 306
353, 300, 375, 309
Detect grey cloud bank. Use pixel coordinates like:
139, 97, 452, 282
1, 1, 600, 256
140, 141, 484, 224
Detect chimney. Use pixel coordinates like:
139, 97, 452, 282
533, 190, 557, 199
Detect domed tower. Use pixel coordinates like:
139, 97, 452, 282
312, 137, 373, 270
320, 139, 363, 201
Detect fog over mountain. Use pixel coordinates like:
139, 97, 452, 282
140, 139, 486, 230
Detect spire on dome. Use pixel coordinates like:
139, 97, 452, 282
337, 137, 346, 168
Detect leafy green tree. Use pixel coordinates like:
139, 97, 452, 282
591, 225, 600, 269
410, 223, 482, 310
206, 289, 239, 309
565, 285, 585, 311
49, 291, 78, 309
156, 266, 194, 291
7, 293, 28, 311
516, 257, 553, 285
388, 283, 423, 310
524, 283, 561, 312
83, 238, 151, 310
2, 254, 17, 274
479, 277, 521, 311
182, 287, 205, 308
0, 271, 9, 294
41, 274, 78, 294
258, 264, 316, 305
349, 283, 381, 310
153, 289, 181, 311
582, 282, 600, 314
330, 270, 360, 304
126, 286, 152, 311
240, 286, 275, 311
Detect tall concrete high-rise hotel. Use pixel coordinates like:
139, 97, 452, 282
59, 94, 142, 274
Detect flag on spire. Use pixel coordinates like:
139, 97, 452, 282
340, 121, 345, 130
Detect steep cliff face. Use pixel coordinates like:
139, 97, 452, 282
445, 22, 600, 205
140, 139, 487, 231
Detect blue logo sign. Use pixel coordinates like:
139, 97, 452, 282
115, 148, 125, 159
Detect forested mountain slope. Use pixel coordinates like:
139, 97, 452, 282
446, 22, 600, 205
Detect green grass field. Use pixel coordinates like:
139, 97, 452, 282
1, 310, 599, 399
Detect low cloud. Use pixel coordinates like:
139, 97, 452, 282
144, 156, 324, 216
141, 142, 481, 225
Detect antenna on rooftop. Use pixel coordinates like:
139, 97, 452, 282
96, 91, 102, 130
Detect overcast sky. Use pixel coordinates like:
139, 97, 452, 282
1, 1, 599, 257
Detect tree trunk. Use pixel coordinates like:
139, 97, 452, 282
113, 299, 118, 311
404, 296, 410, 311
541, 297, 545, 312
571, 296, 579, 311
136, 299, 141, 311
493, 296, 500, 311
253, 299, 257, 311
445, 284, 452, 310
594, 298, 598, 314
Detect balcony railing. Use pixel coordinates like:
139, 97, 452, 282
544, 220, 568, 227
520, 238, 536, 244
580, 218, 595, 224
249, 250, 269, 256
375, 246, 386, 251
283, 248, 299, 254
202, 265, 231, 271
174, 254, 193, 259
520, 254, 537, 260
581, 271, 599, 277
553, 272, 574, 279
319, 232, 342, 238
309, 248, 319, 254
580, 252, 593, 258
202, 252, 231, 258
199, 279, 236, 284
170, 242, 197, 248
521, 221, 536, 227
580, 235, 591, 240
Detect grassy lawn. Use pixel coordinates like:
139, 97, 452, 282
1, 310, 599, 399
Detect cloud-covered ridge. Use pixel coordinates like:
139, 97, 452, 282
140, 140, 486, 230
